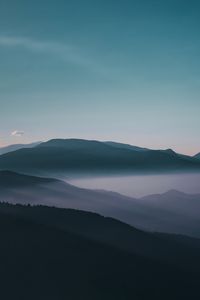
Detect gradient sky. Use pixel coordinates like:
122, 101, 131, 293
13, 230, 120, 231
0, 0, 199, 154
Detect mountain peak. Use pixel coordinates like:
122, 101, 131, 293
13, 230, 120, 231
163, 149, 177, 155
38, 138, 104, 148
164, 189, 186, 196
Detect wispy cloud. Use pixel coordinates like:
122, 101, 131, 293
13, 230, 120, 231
11, 130, 24, 137
0, 35, 106, 74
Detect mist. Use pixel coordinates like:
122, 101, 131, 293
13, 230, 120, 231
69, 173, 200, 197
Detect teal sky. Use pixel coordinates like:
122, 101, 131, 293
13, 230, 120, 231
0, 0, 199, 154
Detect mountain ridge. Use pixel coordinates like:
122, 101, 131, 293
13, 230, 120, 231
0, 170, 200, 238
0, 202, 200, 299
0, 141, 41, 155
0, 138, 199, 176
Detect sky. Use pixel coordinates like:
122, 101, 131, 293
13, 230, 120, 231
0, 0, 199, 155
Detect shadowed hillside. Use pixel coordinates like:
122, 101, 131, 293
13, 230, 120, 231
0, 203, 200, 300
0, 170, 200, 238
0, 139, 199, 176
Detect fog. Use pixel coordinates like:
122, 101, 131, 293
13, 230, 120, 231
1, 170, 200, 237
69, 173, 200, 197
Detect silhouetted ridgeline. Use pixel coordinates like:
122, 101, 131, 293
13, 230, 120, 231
0, 139, 199, 176
0, 202, 200, 300
0, 170, 200, 238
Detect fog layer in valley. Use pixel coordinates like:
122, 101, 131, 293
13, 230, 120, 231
1, 171, 200, 238
70, 173, 200, 197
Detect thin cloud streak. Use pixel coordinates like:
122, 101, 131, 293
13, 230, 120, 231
11, 130, 24, 137
0, 35, 107, 75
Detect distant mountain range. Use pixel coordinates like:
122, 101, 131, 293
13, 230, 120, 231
0, 138, 199, 176
1, 170, 200, 238
0, 141, 41, 155
1, 139, 199, 299
0, 202, 200, 299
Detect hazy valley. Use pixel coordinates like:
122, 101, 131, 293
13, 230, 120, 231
0, 140, 200, 299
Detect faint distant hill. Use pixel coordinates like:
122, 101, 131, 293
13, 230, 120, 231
0, 141, 41, 155
0, 202, 200, 299
0, 138, 199, 176
1, 170, 200, 238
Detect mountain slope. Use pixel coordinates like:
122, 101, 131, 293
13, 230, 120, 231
0, 141, 41, 155
104, 141, 149, 151
0, 170, 55, 187
138, 190, 200, 236
194, 152, 200, 159
0, 203, 200, 300
0, 138, 199, 176
1, 171, 200, 238
1, 202, 200, 271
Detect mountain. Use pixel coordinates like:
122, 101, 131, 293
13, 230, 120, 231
1, 170, 200, 238
138, 190, 200, 237
141, 189, 200, 215
0, 170, 55, 187
0, 138, 199, 176
0, 171, 141, 220
2, 202, 200, 269
104, 141, 149, 151
0, 202, 200, 299
194, 152, 200, 159
0, 141, 41, 155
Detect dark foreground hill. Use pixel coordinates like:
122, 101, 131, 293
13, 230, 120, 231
0, 202, 200, 300
0, 138, 199, 176
1, 171, 200, 238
